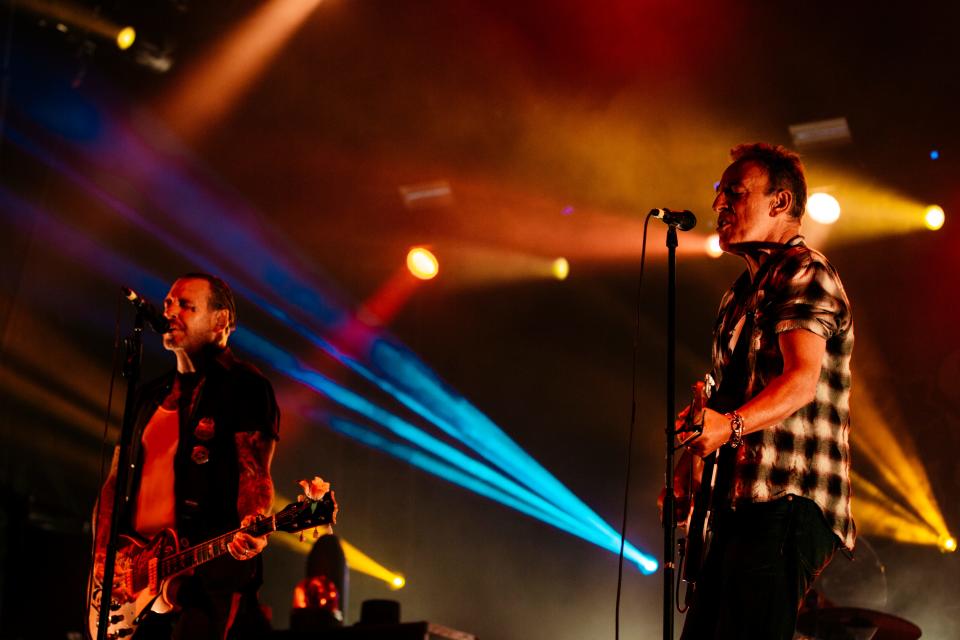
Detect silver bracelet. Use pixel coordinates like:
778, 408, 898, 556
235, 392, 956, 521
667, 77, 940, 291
727, 411, 744, 448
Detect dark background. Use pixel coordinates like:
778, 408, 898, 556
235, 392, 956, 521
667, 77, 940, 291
1, 1, 959, 638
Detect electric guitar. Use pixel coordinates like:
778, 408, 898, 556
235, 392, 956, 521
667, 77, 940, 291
87, 483, 337, 639
677, 373, 725, 606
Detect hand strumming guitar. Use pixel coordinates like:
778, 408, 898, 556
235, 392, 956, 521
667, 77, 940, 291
658, 405, 705, 526
682, 408, 735, 458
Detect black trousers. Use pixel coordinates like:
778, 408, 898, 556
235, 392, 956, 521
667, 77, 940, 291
680, 495, 839, 640
132, 578, 270, 640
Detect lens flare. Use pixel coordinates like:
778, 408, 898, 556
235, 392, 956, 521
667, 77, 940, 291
924, 205, 945, 230
407, 247, 439, 280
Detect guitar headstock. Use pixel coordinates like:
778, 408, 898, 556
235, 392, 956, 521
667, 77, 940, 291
686, 373, 716, 432
275, 477, 339, 535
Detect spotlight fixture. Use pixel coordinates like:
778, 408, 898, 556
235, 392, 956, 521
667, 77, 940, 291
551, 258, 569, 281
705, 233, 723, 258
807, 192, 841, 225
924, 205, 945, 231
939, 534, 957, 553
115, 26, 136, 50
406, 247, 439, 280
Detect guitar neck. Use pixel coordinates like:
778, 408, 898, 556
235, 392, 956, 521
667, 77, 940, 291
159, 516, 276, 580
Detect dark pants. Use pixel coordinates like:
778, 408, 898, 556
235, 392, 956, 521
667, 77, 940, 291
132, 578, 270, 640
680, 495, 838, 640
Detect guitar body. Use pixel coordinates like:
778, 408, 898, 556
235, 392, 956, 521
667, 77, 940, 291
679, 373, 743, 609
88, 530, 180, 639
681, 450, 717, 590
678, 375, 722, 606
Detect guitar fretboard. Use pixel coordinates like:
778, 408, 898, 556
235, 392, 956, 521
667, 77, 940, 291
159, 517, 275, 578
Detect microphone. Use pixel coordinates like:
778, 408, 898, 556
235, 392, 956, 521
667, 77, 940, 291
650, 208, 697, 232
121, 287, 171, 334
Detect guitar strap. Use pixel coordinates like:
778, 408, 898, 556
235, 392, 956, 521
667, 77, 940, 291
709, 309, 752, 510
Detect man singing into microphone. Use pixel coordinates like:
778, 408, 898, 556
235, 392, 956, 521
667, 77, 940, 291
92, 273, 279, 639
671, 143, 854, 639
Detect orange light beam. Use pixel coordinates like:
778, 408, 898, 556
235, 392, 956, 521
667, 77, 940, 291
157, 0, 324, 140
271, 494, 406, 589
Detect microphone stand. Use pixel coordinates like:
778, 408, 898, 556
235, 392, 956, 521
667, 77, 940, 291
662, 224, 679, 640
96, 310, 146, 640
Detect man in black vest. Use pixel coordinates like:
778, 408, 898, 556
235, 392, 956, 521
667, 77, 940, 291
93, 273, 279, 639
671, 144, 854, 639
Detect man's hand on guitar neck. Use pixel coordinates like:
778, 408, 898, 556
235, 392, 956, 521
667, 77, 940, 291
227, 514, 268, 561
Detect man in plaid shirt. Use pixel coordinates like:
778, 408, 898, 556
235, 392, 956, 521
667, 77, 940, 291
676, 143, 854, 639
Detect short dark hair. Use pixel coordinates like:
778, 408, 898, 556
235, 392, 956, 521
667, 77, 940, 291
179, 272, 237, 330
730, 143, 807, 219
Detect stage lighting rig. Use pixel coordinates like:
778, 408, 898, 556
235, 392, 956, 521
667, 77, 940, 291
17, 0, 135, 50
12, 0, 183, 76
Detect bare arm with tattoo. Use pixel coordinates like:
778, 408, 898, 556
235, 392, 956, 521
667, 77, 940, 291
227, 431, 276, 560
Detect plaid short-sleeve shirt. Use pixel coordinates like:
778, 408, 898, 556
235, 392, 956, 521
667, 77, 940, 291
711, 236, 855, 551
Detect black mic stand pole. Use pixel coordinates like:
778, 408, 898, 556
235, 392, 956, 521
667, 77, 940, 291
96, 309, 146, 640
662, 224, 679, 640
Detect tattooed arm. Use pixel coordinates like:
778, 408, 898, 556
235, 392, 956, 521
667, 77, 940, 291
228, 431, 276, 560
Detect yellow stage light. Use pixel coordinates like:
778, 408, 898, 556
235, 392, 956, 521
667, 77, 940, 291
116, 26, 136, 50
807, 192, 841, 225
272, 494, 407, 589
705, 233, 723, 258
407, 247, 439, 280
924, 205, 945, 230
552, 257, 569, 281
851, 470, 940, 545
940, 535, 957, 553
849, 341, 953, 549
